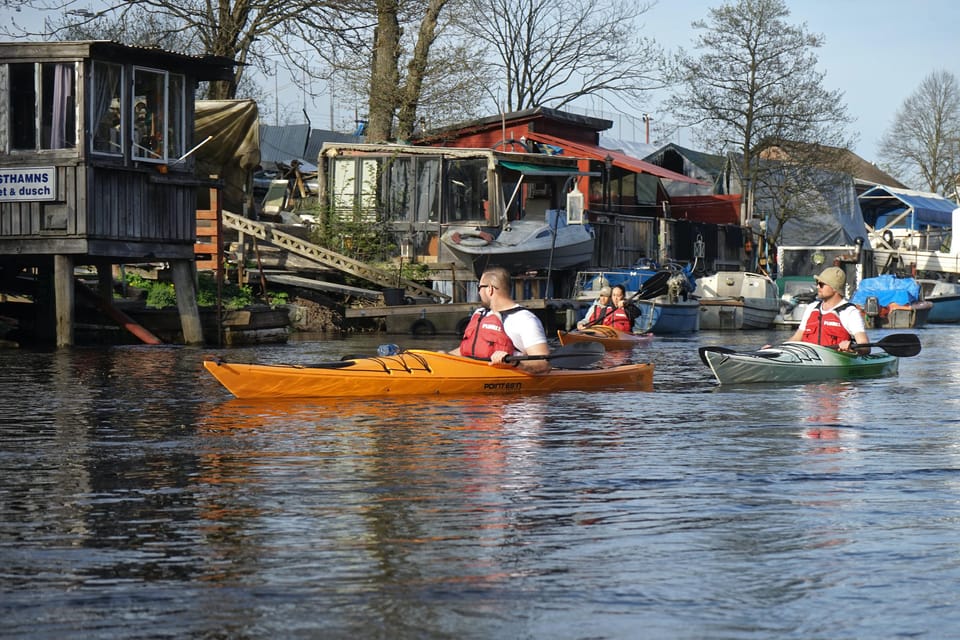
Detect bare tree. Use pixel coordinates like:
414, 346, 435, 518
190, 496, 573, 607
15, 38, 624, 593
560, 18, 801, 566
878, 70, 960, 195
337, 0, 491, 141
461, 0, 665, 112
669, 0, 854, 245
2, 0, 367, 102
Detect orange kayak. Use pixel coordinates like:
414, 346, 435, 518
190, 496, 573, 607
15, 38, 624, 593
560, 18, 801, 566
203, 349, 653, 398
558, 326, 654, 350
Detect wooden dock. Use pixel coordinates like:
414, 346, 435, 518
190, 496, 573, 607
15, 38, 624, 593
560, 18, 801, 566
345, 299, 586, 336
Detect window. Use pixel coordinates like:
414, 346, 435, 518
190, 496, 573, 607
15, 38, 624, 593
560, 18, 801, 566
329, 155, 443, 224
91, 62, 123, 155
445, 158, 488, 223
132, 67, 185, 162
332, 157, 379, 222
9, 62, 77, 151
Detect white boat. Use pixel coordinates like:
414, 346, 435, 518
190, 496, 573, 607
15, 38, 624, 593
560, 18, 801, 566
694, 271, 779, 330
440, 213, 594, 276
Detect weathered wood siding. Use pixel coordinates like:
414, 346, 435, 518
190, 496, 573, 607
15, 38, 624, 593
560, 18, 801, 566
0, 165, 195, 247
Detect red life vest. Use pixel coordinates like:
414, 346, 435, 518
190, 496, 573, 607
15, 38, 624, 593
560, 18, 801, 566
459, 307, 522, 359
801, 301, 854, 346
586, 303, 614, 325
605, 307, 633, 332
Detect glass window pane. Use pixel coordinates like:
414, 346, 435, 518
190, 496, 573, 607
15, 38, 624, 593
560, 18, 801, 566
168, 73, 184, 158
9, 63, 37, 150
133, 68, 166, 160
41, 63, 76, 149
416, 158, 441, 222
91, 62, 123, 155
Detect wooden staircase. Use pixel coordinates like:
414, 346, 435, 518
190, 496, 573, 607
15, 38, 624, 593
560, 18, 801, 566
220, 210, 451, 301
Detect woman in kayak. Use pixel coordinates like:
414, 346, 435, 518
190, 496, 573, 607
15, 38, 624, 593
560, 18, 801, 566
577, 286, 613, 329
449, 267, 551, 373
786, 266, 870, 353
607, 284, 640, 332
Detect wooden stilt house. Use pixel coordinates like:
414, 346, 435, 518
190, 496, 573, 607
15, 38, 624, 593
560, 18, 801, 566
0, 41, 236, 345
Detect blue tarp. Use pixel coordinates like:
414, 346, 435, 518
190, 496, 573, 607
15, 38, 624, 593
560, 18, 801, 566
859, 186, 958, 230
851, 275, 920, 307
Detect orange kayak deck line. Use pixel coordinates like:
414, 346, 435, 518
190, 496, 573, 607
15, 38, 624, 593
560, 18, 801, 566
203, 349, 654, 398
558, 327, 654, 350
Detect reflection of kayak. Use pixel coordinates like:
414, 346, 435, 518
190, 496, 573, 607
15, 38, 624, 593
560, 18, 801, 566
699, 342, 899, 385
557, 326, 653, 350
203, 349, 654, 398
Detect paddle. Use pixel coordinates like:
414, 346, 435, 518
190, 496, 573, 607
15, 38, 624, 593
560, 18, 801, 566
504, 341, 605, 368
850, 333, 921, 357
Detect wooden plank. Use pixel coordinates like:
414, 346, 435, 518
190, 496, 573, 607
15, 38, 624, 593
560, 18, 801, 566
263, 273, 382, 300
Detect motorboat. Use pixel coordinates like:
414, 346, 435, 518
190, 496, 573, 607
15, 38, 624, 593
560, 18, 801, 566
694, 271, 779, 330
440, 210, 594, 277
851, 274, 932, 329
918, 278, 960, 324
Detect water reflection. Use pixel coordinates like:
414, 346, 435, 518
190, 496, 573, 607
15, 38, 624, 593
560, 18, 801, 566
195, 395, 552, 598
5, 330, 960, 638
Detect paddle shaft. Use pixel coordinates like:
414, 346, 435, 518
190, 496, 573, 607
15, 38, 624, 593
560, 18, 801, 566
504, 342, 605, 368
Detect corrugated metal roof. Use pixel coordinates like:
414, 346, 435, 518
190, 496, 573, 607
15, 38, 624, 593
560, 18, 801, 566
258, 124, 361, 167
524, 131, 707, 185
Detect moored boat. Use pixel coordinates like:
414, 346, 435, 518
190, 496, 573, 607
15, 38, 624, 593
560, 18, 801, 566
851, 275, 931, 329
694, 271, 779, 330
557, 326, 654, 350
203, 349, 654, 398
699, 341, 903, 385
633, 297, 700, 334
918, 279, 960, 324
440, 212, 594, 277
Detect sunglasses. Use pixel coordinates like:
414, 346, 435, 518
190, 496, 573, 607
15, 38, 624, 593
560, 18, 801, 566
816, 281, 829, 288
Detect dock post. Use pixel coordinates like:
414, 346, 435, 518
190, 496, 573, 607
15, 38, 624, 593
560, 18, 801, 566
54, 254, 75, 347
171, 259, 204, 344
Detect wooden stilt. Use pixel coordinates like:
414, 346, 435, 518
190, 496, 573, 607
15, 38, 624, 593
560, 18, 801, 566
172, 259, 204, 345
54, 254, 75, 347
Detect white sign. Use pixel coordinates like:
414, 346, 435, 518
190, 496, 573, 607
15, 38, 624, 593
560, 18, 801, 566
0, 167, 57, 202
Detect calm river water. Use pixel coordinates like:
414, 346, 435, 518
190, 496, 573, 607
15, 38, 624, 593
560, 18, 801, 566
2, 325, 960, 639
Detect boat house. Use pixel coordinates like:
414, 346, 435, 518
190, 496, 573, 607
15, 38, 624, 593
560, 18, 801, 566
413, 108, 747, 272
0, 41, 236, 345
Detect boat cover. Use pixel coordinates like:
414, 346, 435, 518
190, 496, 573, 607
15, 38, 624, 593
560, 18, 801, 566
851, 275, 920, 307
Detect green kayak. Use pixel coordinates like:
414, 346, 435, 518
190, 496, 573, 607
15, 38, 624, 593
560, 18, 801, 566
699, 341, 900, 385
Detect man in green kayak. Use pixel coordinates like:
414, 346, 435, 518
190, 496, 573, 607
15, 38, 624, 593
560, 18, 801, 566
448, 267, 551, 373
785, 266, 870, 354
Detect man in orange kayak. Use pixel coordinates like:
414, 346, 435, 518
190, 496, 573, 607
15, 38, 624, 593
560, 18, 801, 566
786, 266, 870, 354
449, 267, 551, 373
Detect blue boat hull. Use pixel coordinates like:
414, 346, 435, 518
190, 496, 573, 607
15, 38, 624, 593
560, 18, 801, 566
634, 298, 700, 334
927, 295, 960, 323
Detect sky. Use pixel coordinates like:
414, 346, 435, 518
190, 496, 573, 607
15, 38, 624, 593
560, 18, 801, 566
632, 0, 960, 161
3, 0, 958, 163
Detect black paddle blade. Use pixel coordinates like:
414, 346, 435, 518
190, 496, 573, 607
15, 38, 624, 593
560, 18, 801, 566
636, 271, 672, 299
870, 333, 921, 357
